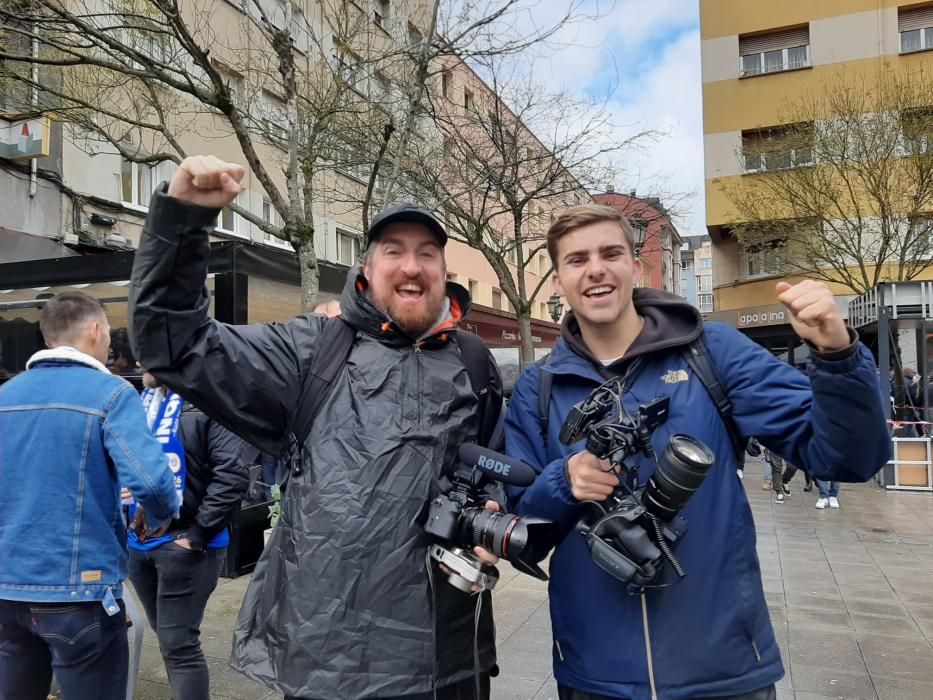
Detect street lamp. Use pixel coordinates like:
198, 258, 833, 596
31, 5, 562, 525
546, 292, 564, 323
631, 216, 647, 258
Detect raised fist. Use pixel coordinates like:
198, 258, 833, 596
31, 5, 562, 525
167, 155, 245, 209
775, 280, 850, 352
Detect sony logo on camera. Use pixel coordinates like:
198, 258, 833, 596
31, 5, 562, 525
477, 454, 511, 477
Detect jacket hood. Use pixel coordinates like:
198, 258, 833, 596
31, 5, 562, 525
561, 287, 703, 368
339, 263, 471, 345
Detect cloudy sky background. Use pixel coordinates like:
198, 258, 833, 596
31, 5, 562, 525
512, 0, 706, 237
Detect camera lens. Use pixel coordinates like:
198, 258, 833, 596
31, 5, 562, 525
642, 435, 715, 521
467, 510, 521, 559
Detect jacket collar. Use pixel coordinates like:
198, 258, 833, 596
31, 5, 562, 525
26, 346, 111, 374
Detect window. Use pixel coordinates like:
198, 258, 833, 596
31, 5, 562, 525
262, 198, 287, 246
697, 294, 714, 313
899, 6, 933, 53
745, 247, 781, 278
371, 73, 390, 103
213, 64, 243, 106
699, 258, 712, 270
903, 109, 933, 155
739, 27, 810, 77
441, 71, 451, 99
408, 22, 423, 47
681, 259, 693, 271
909, 216, 933, 259
697, 276, 712, 292
259, 91, 287, 143
468, 279, 478, 299
463, 88, 473, 111
128, 24, 172, 68
337, 230, 361, 265
332, 48, 365, 94
373, 0, 389, 28
333, 141, 370, 182
491, 289, 502, 309
217, 197, 240, 236
121, 159, 154, 209
742, 124, 814, 172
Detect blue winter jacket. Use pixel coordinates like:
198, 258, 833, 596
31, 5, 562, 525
0, 349, 178, 603
505, 291, 890, 700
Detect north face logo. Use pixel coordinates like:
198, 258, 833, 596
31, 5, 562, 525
661, 369, 689, 384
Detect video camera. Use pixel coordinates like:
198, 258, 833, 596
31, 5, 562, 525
560, 378, 715, 592
424, 444, 553, 592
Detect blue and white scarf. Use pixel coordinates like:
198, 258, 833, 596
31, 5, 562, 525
127, 388, 186, 551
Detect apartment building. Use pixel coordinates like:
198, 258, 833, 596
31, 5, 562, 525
680, 235, 713, 312
700, 0, 933, 356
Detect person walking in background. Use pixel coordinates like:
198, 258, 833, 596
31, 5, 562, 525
127, 369, 259, 700
815, 480, 841, 509
0, 292, 177, 700
764, 447, 797, 504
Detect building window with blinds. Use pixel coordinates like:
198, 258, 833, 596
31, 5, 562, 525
742, 124, 814, 173
739, 26, 810, 77
899, 6, 933, 53
902, 109, 933, 156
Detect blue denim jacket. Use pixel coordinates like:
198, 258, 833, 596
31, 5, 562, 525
0, 349, 179, 603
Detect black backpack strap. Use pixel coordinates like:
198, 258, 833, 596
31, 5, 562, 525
454, 331, 504, 449
281, 316, 356, 490
536, 354, 553, 447
682, 334, 745, 465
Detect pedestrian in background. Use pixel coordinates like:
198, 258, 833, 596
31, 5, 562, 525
127, 369, 259, 700
0, 292, 177, 700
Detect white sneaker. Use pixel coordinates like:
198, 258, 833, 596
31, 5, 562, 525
736, 468, 745, 480
775, 492, 785, 504
783, 485, 792, 497
829, 497, 840, 508
815, 498, 828, 509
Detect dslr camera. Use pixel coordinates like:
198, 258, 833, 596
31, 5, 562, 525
424, 444, 553, 592
560, 378, 715, 592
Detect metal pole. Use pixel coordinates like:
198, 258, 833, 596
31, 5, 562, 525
879, 309, 894, 486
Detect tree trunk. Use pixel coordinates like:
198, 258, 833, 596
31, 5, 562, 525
296, 239, 320, 312
518, 310, 535, 367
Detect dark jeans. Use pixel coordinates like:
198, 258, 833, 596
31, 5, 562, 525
0, 598, 128, 700
286, 672, 490, 700
128, 542, 224, 700
557, 683, 776, 700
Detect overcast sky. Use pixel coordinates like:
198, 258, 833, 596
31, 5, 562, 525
528, 0, 705, 237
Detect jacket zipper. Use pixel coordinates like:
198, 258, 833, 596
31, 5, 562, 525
640, 592, 659, 700
413, 344, 423, 424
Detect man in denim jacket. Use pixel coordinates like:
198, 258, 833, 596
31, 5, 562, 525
0, 291, 178, 700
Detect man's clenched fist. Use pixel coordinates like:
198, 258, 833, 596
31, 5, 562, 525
775, 280, 850, 353
167, 155, 245, 208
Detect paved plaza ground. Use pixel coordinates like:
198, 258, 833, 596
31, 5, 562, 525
128, 461, 933, 699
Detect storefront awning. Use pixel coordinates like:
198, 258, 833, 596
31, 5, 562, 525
0, 228, 78, 264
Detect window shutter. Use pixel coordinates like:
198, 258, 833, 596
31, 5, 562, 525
739, 27, 810, 56
899, 6, 933, 32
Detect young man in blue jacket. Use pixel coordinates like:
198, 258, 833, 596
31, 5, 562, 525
0, 292, 179, 700
504, 205, 890, 700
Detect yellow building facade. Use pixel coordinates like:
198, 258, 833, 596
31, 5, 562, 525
700, 0, 933, 348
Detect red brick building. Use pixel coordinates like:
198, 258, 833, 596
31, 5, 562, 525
593, 191, 683, 294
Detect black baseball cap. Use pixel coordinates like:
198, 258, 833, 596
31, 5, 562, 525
365, 202, 448, 247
